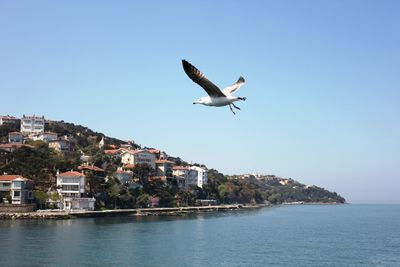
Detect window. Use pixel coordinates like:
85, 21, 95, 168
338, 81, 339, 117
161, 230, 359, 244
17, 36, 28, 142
13, 191, 20, 197
62, 185, 79, 191
12, 181, 22, 188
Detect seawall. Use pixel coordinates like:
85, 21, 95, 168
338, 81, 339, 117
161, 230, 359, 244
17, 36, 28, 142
0, 204, 268, 220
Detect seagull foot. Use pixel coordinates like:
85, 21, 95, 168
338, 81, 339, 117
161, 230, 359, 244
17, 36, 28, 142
229, 104, 236, 115
238, 97, 246, 101
232, 103, 241, 110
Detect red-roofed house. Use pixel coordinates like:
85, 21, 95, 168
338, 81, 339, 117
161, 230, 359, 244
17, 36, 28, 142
147, 149, 160, 159
78, 164, 105, 173
56, 171, 86, 198
0, 174, 34, 204
121, 149, 156, 169
0, 143, 34, 152
149, 176, 168, 183
0, 115, 18, 125
104, 149, 122, 159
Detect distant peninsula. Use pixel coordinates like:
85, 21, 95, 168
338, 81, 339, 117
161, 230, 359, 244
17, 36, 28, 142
0, 115, 345, 215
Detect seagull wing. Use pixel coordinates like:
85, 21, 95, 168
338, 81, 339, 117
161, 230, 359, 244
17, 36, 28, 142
182, 60, 226, 97
222, 76, 245, 96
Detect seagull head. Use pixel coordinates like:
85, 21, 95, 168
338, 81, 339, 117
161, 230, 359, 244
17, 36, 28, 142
193, 97, 206, 105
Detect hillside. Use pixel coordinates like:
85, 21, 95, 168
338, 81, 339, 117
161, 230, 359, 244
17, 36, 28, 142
0, 118, 346, 208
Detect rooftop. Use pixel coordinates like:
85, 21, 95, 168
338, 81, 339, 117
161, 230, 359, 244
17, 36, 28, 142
0, 174, 32, 182
58, 171, 85, 177
8, 132, 23, 135
78, 165, 105, 172
156, 159, 174, 164
173, 166, 189, 170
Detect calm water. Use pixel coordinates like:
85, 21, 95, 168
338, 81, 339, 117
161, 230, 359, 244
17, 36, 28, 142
0, 204, 399, 267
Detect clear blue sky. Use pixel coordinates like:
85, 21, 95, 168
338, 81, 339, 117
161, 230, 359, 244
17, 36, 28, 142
1, 0, 399, 203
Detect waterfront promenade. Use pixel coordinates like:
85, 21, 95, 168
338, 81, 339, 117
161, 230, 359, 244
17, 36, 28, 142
0, 204, 266, 220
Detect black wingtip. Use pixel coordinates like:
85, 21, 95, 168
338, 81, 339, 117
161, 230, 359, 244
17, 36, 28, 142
182, 60, 193, 75
238, 76, 245, 83
182, 59, 190, 66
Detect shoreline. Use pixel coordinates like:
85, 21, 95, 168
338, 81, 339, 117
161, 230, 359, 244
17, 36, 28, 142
0, 204, 269, 220
0, 202, 346, 220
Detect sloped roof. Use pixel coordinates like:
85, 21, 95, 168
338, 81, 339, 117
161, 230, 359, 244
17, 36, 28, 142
58, 171, 85, 177
0, 175, 32, 182
78, 165, 104, 172
155, 159, 174, 164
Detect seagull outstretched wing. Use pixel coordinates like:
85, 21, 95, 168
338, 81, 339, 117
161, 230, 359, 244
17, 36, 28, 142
182, 60, 226, 97
222, 76, 245, 96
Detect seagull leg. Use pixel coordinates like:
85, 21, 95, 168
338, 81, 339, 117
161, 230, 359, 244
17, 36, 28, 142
238, 97, 246, 101
229, 104, 236, 114
232, 103, 241, 110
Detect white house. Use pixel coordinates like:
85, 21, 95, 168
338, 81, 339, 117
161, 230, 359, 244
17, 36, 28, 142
20, 115, 45, 135
173, 165, 208, 189
121, 149, 156, 169
0, 174, 34, 204
30, 132, 58, 142
57, 171, 86, 198
56, 171, 94, 210
49, 139, 73, 152
189, 166, 208, 188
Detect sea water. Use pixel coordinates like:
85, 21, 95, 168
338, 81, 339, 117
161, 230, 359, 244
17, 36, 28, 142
0, 204, 399, 266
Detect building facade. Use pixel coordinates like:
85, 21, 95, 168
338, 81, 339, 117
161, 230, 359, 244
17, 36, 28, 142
155, 159, 174, 177
8, 132, 23, 144
173, 166, 208, 189
31, 132, 58, 142
48, 139, 73, 152
0, 175, 34, 204
189, 166, 208, 188
20, 115, 45, 135
0, 115, 18, 125
57, 171, 86, 198
56, 171, 94, 210
121, 149, 156, 169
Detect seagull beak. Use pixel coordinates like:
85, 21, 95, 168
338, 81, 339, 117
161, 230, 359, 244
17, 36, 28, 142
193, 102, 196, 104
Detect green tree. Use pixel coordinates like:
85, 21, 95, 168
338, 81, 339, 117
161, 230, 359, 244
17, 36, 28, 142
136, 193, 150, 208
34, 190, 48, 209
132, 164, 155, 184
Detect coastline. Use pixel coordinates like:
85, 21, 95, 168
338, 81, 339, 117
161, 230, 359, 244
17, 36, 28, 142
0, 204, 269, 220
0, 202, 346, 220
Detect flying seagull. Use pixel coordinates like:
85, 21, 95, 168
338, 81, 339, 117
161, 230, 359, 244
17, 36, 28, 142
182, 60, 246, 114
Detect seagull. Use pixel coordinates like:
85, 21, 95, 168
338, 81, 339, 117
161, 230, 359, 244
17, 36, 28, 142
182, 59, 246, 114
